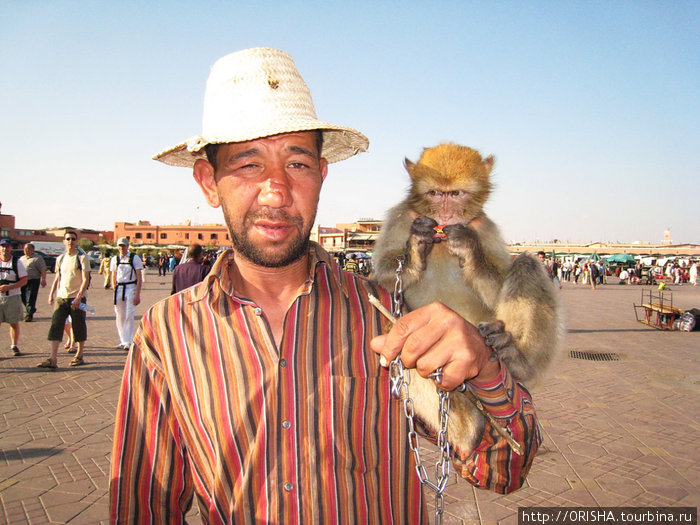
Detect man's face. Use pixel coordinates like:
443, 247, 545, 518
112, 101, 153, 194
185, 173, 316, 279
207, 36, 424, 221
64, 234, 78, 251
24, 245, 34, 257
118, 244, 128, 256
194, 131, 328, 268
0, 245, 10, 260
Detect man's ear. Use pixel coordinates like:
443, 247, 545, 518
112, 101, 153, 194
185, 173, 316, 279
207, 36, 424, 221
320, 158, 328, 182
193, 159, 221, 208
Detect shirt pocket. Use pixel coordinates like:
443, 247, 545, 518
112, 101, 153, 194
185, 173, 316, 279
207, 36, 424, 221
329, 375, 390, 473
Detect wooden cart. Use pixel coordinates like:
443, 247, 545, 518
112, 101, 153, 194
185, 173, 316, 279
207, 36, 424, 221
633, 289, 682, 330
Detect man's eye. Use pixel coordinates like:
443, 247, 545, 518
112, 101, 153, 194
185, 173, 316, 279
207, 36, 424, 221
289, 162, 310, 169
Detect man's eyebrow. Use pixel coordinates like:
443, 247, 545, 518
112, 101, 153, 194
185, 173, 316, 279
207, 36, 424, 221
221, 148, 260, 165
289, 145, 316, 158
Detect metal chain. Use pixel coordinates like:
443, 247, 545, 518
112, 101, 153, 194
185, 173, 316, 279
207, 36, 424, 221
389, 255, 451, 525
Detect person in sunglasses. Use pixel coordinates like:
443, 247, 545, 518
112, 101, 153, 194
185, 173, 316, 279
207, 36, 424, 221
38, 231, 91, 368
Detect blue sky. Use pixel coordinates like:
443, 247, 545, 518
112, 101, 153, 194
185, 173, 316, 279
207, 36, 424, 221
2, 1, 698, 243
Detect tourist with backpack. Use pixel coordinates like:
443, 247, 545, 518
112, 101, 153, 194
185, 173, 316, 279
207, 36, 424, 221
0, 238, 28, 356
38, 231, 91, 368
110, 238, 143, 350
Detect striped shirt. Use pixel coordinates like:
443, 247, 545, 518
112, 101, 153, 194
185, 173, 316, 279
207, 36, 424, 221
110, 243, 540, 524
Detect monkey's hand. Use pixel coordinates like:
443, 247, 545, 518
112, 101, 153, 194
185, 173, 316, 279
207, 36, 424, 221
478, 320, 521, 366
406, 216, 440, 272
442, 223, 485, 272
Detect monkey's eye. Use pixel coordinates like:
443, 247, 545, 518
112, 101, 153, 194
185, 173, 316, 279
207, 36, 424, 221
427, 190, 441, 197
450, 190, 466, 197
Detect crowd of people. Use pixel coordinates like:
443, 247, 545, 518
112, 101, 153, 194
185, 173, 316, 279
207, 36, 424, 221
0, 234, 214, 366
536, 252, 699, 288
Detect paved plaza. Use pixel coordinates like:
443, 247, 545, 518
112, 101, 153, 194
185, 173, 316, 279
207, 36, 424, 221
1, 269, 699, 524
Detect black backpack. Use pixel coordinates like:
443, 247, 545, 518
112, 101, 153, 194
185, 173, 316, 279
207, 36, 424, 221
0, 256, 20, 286
113, 253, 137, 282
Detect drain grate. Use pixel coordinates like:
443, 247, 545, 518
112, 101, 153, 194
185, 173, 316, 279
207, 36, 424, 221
569, 350, 620, 361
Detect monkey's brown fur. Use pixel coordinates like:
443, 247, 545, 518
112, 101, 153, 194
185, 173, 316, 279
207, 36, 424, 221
372, 143, 562, 455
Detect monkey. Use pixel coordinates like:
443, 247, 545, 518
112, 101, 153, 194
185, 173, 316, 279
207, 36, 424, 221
372, 143, 562, 453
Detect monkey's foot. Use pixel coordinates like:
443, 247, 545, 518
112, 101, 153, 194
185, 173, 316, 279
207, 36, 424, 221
478, 320, 516, 362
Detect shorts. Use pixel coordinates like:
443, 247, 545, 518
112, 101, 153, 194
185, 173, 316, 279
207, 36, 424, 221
48, 298, 87, 342
0, 294, 23, 324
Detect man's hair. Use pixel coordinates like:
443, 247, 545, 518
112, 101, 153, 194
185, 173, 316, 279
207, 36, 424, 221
537, 251, 546, 257
204, 130, 324, 172
65, 230, 78, 239
189, 243, 203, 259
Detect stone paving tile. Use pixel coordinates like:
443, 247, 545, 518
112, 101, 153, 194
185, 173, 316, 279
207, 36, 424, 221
2, 272, 700, 523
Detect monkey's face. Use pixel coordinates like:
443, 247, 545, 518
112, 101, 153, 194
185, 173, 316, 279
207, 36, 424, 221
406, 143, 493, 225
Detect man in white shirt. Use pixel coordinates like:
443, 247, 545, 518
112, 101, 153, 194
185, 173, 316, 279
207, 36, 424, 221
0, 239, 28, 356
110, 238, 143, 350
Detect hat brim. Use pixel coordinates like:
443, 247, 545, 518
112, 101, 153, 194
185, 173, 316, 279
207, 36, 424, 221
153, 122, 369, 167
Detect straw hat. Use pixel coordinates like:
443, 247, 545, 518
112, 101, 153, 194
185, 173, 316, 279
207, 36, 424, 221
154, 47, 369, 167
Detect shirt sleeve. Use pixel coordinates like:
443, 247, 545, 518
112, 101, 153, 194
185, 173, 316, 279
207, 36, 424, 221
110, 311, 194, 523
80, 255, 91, 273
452, 364, 541, 494
134, 255, 144, 270
16, 259, 28, 279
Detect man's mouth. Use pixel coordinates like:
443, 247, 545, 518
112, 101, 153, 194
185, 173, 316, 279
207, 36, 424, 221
253, 220, 294, 241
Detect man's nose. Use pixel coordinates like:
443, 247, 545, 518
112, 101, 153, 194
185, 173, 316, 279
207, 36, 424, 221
258, 167, 291, 208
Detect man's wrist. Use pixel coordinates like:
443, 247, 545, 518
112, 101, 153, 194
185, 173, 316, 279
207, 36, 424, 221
471, 358, 502, 385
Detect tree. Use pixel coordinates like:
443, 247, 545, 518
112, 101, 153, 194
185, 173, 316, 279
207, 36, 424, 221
78, 238, 94, 253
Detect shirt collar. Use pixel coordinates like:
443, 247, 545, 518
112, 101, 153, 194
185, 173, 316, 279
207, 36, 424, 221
191, 241, 347, 304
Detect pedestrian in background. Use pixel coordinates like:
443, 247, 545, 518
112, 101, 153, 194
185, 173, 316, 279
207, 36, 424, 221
110, 238, 143, 350
0, 238, 28, 356
39, 231, 90, 368
171, 243, 210, 294
99, 251, 112, 289
19, 242, 47, 322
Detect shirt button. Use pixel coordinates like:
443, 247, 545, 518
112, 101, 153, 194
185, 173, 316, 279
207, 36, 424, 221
280, 359, 287, 367
283, 482, 293, 492
282, 420, 291, 429
253, 307, 263, 316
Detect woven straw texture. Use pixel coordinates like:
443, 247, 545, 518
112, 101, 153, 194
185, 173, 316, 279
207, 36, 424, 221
154, 48, 368, 167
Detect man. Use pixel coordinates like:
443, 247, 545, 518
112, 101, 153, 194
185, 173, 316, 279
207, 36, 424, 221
110, 48, 539, 523
157, 252, 167, 276
171, 243, 210, 294
38, 231, 90, 368
98, 251, 112, 289
110, 238, 143, 350
19, 242, 48, 321
343, 252, 359, 273
0, 239, 28, 356
589, 259, 600, 290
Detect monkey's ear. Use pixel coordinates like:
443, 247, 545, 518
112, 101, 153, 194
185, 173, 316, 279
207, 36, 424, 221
404, 158, 416, 179
483, 155, 495, 173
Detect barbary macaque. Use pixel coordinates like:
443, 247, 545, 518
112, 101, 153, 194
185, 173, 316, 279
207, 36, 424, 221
372, 143, 562, 451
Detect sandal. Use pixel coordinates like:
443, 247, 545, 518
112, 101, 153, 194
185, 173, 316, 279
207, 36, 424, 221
70, 356, 84, 367
66, 346, 77, 354
38, 359, 58, 369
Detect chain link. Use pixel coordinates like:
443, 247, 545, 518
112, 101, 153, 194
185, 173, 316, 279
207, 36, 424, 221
389, 255, 451, 525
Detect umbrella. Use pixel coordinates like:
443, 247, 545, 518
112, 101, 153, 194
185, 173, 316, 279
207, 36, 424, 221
589, 252, 601, 262
605, 253, 636, 264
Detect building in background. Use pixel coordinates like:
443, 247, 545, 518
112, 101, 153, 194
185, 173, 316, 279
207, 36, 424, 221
0, 203, 112, 247
114, 220, 231, 248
